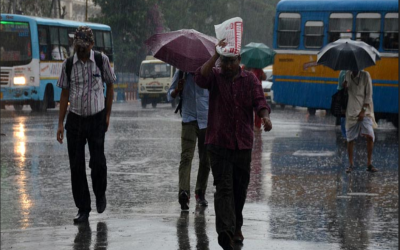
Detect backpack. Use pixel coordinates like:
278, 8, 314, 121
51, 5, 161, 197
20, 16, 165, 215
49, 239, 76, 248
174, 70, 185, 116
66, 51, 104, 83
331, 88, 348, 118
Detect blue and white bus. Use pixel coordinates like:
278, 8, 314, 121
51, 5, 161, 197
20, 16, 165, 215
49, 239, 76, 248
0, 14, 114, 111
272, 0, 398, 127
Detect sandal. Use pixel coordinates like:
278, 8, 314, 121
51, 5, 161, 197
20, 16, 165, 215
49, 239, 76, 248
346, 165, 354, 173
367, 165, 378, 172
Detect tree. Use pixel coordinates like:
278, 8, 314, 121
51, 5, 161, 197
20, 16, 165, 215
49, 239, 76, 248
92, 0, 164, 73
1, 0, 52, 17
158, 0, 235, 37
159, 0, 279, 46
91, 0, 280, 73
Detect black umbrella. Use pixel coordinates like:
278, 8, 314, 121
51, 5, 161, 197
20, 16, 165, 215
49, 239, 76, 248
317, 39, 381, 71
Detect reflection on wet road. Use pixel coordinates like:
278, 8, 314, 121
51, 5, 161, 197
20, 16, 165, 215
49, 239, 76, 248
1, 103, 398, 249
73, 221, 108, 250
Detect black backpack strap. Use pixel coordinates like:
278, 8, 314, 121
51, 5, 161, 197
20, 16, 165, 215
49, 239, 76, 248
66, 56, 74, 83
94, 51, 104, 82
174, 70, 185, 116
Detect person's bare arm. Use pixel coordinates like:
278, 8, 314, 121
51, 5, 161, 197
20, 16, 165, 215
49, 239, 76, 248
57, 89, 69, 144
200, 39, 226, 77
258, 108, 272, 131
105, 82, 114, 131
261, 71, 267, 81
171, 78, 185, 98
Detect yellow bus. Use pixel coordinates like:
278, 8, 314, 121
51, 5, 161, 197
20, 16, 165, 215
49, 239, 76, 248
272, 0, 398, 127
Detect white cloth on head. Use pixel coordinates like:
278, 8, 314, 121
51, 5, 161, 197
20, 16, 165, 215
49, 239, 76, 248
215, 17, 243, 57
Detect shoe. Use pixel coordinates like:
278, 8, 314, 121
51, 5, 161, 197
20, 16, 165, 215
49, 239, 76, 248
233, 230, 244, 243
367, 164, 378, 172
179, 191, 189, 211
73, 212, 89, 224
96, 195, 107, 213
195, 192, 208, 206
218, 231, 234, 250
345, 165, 354, 174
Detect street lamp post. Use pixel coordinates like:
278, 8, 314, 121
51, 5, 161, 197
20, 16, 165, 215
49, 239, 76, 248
85, 0, 88, 21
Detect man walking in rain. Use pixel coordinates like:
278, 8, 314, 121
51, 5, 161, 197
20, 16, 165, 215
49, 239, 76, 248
195, 39, 272, 250
343, 70, 378, 173
167, 69, 210, 210
56, 26, 116, 223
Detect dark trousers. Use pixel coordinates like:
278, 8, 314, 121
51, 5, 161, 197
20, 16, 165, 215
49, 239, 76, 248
65, 109, 107, 213
179, 121, 210, 197
208, 145, 252, 235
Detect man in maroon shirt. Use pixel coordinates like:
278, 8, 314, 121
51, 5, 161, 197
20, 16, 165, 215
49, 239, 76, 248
195, 40, 272, 250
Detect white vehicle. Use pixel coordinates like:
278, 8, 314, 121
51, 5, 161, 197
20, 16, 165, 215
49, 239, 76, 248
262, 65, 288, 109
138, 56, 175, 108
262, 66, 276, 107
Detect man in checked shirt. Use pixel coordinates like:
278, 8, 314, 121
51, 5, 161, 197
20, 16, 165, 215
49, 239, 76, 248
195, 39, 272, 250
56, 26, 116, 224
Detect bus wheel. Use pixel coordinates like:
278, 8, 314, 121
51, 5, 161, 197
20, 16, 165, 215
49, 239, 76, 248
308, 108, 316, 116
152, 101, 157, 108
280, 104, 285, 109
30, 102, 39, 111
30, 88, 49, 112
13, 104, 23, 111
141, 99, 147, 108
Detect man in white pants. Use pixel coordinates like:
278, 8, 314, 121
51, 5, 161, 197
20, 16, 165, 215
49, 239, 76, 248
344, 70, 378, 173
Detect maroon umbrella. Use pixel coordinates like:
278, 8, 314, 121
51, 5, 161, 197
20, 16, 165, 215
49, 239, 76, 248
145, 29, 218, 73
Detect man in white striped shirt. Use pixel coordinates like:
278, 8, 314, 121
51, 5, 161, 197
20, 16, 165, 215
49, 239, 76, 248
56, 26, 116, 224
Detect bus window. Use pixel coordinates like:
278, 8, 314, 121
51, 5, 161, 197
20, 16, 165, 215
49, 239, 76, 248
383, 13, 398, 50
277, 13, 300, 48
94, 31, 104, 52
304, 21, 324, 49
38, 26, 49, 60
329, 13, 353, 42
50, 27, 67, 61
0, 21, 32, 66
67, 30, 75, 57
356, 13, 381, 49
140, 63, 171, 78
59, 28, 69, 57
104, 31, 113, 62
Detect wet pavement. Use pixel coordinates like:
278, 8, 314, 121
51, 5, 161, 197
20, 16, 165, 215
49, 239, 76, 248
1, 102, 398, 250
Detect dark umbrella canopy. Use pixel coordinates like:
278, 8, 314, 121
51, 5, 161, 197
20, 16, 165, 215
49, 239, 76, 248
240, 42, 276, 69
317, 39, 381, 71
145, 29, 218, 73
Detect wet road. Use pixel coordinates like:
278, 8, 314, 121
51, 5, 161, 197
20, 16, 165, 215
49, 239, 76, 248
1, 102, 398, 250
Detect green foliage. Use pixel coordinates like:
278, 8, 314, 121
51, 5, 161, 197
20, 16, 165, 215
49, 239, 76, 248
159, 0, 279, 46
1, 0, 52, 17
92, 0, 279, 73
158, 0, 234, 36
92, 0, 162, 73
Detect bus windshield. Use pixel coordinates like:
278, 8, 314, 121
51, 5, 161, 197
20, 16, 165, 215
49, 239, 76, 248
140, 63, 171, 78
0, 21, 32, 67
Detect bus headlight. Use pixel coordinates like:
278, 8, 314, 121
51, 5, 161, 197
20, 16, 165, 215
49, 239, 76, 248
140, 86, 145, 91
164, 86, 169, 91
14, 76, 26, 85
